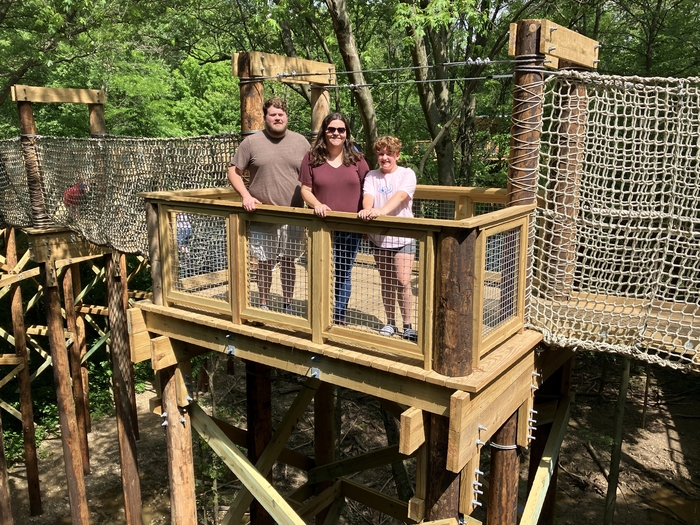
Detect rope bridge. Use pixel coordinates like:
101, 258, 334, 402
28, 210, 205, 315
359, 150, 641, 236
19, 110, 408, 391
0, 134, 238, 254
531, 72, 700, 372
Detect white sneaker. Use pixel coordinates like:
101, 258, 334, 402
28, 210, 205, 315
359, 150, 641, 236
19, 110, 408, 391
378, 324, 396, 337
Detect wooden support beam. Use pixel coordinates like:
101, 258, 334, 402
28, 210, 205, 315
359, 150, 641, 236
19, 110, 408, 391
0, 412, 13, 524
63, 264, 90, 475
150, 336, 207, 371
486, 412, 519, 525
127, 308, 151, 363
232, 51, 336, 85
162, 367, 196, 524
433, 227, 478, 375
399, 407, 427, 455
189, 402, 306, 525
137, 304, 453, 415
11, 85, 106, 104
222, 377, 320, 525
307, 445, 407, 486
520, 396, 572, 525
447, 353, 535, 472
210, 416, 314, 472
313, 381, 337, 525
44, 265, 89, 523
105, 254, 143, 524
341, 478, 409, 522
296, 481, 341, 521
0, 355, 21, 366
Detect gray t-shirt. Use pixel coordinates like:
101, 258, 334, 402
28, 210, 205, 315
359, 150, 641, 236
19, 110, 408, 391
231, 129, 310, 207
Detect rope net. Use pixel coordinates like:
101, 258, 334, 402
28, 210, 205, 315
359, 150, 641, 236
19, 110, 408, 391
0, 135, 238, 253
531, 72, 700, 372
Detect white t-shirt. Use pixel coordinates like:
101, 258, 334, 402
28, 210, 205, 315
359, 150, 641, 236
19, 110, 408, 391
362, 166, 416, 249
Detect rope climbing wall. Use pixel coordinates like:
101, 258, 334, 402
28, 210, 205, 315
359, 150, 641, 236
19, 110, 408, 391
531, 71, 700, 372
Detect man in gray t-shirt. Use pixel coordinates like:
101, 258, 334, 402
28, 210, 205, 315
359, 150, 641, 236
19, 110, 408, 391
228, 97, 310, 314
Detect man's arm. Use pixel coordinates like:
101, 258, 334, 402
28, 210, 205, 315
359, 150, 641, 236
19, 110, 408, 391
227, 165, 261, 211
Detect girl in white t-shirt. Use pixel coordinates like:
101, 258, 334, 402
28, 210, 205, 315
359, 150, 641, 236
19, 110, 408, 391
359, 136, 417, 342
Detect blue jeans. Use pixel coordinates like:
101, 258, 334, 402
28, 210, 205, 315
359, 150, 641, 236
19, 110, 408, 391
333, 231, 362, 323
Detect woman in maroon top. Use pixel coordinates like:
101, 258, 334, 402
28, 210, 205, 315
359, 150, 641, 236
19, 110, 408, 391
300, 112, 370, 326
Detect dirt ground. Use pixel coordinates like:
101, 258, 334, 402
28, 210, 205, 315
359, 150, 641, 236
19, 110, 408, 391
6, 351, 700, 525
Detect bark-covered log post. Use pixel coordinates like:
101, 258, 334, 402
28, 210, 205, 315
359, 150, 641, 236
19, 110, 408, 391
62, 265, 90, 475
44, 265, 90, 524
4, 227, 42, 515
105, 253, 143, 525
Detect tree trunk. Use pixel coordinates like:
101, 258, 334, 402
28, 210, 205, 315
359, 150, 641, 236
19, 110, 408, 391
325, 0, 378, 166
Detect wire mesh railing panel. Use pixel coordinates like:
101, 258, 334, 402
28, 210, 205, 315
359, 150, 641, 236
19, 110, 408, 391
0, 138, 33, 228
483, 227, 521, 338
335, 229, 420, 343
533, 72, 700, 372
475, 202, 506, 216
245, 219, 309, 318
412, 199, 456, 220
168, 211, 229, 303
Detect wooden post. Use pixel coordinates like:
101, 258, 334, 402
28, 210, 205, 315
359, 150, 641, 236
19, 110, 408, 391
145, 202, 163, 306
238, 52, 265, 134
424, 228, 480, 520
0, 412, 13, 525
545, 63, 588, 299
507, 20, 545, 207
70, 265, 91, 433
17, 102, 50, 226
246, 361, 274, 525
43, 265, 90, 524
162, 366, 197, 524
603, 357, 630, 525
486, 412, 519, 525
120, 253, 140, 440
432, 228, 477, 376
105, 253, 143, 524
62, 265, 90, 475
314, 382, 338, 525
88, 103, 107, 137
526, 358, 573, 525
310, 86, 330, 136
424, 415, 460, 520
4, 227, 42, 515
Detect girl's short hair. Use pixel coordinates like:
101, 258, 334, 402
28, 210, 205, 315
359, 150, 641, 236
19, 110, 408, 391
373, 136, 402, 155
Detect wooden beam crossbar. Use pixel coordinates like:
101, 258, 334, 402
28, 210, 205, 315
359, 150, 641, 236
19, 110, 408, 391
306, 444, 410, 485
188, 402, 306, 525
519, 395, 573, 525
221, 376, 321, 525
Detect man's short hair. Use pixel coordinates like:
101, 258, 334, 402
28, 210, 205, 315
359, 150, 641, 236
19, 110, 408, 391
263, 97, 288, 117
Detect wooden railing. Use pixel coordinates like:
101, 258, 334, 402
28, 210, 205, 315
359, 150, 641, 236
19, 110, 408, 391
142, 186, 533, 373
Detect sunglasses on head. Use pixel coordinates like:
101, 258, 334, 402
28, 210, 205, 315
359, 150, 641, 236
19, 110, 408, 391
325, 126, 346, 134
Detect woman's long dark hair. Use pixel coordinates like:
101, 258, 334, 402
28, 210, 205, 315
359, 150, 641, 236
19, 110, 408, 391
308, 112, 364, 167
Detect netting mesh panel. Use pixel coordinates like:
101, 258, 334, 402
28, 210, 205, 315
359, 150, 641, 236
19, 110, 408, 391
0, 135, 237, 254
335, 230, 420, 343
168, 211, 229, 302
0, 138, 33, 228
245, 220, 309, 318
532, 72, 700, 371
483, 228, 520, 338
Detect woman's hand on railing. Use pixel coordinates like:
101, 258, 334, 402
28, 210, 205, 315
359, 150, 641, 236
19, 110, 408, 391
314, 203, 332, 217
242, 195, 262, 211
358, 208, 382, 220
